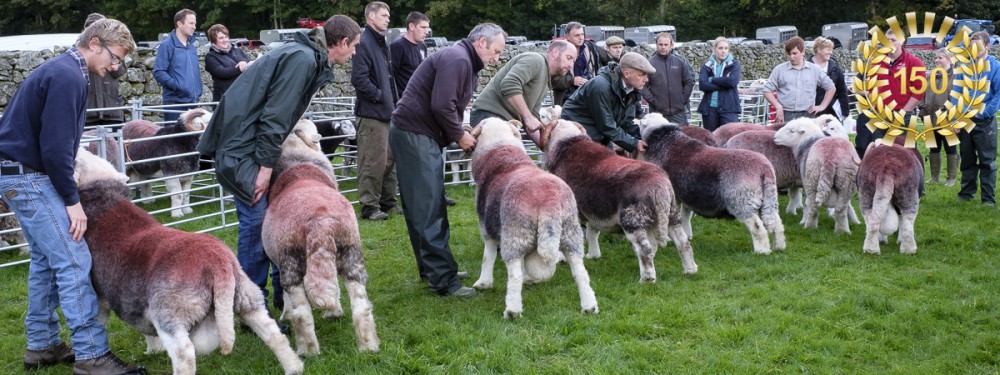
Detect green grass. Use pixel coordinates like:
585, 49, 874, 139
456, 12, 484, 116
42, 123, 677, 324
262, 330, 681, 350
2, 168, 1000, 374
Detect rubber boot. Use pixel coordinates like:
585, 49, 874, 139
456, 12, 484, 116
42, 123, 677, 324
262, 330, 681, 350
926, 152, 941, 184
945, 154, 958, 187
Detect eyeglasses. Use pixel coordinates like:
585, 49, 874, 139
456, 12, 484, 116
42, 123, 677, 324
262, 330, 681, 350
99, 41, 125, 66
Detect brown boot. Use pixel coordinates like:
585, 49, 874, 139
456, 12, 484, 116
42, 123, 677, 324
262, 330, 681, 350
24, 341, 74, 370
945, 154, 958, 186
73, 352, 145, 375
926, 152, 941, 183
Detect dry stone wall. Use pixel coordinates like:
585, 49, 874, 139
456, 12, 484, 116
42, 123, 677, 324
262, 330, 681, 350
2, 44, 998, 114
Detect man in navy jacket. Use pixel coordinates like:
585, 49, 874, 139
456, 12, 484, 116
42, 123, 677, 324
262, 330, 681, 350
154, 9, 203, 122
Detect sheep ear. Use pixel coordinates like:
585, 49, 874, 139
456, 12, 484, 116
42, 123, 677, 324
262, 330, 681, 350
508, 119, 523, 129
573, 121, 587, 135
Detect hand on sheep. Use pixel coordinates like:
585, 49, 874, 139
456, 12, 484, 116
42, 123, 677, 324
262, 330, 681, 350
253, 166, 273, 205
637, 140, 648, 153
523, 116, 541, 133
66, 203, 88, 242
459, 132, 477, 153
573, 76, 588, 87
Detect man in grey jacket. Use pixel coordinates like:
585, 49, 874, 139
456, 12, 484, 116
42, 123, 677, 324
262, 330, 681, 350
352, 1, 400, 221
642, 33, 694, 125
197, 16, 361, 313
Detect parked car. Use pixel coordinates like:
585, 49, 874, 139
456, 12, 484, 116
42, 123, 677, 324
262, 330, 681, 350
232, 38, 264, 50
136, 41, 160, 49
424, 37, 449, 48
506, 36, 528, 45
904, 34, 937, 50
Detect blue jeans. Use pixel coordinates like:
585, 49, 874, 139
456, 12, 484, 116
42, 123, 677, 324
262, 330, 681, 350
0, 173, 110, 360
234, 195, 283, 308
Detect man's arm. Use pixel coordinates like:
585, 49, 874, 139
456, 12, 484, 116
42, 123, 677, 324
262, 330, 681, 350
584, 83, 639, 152
681, 57, 695, 101
431, 60, 471, 145
152, 42, 180, 91
254, 51, 316, 168
350, 42, 383, 103
505, 94, 541, 133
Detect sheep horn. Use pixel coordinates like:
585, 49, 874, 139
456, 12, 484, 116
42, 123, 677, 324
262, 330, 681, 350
509, 119, 523, 129
294, 129, 319, 151
470, 124, 483, 138
538, 121, 554, 151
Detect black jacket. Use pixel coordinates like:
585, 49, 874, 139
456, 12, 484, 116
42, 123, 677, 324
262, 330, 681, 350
205, 44, 251, 102
643, 52, 695, 116
86, 64, 126, 123
351, 25, 397, 122
562, 63, 643, 152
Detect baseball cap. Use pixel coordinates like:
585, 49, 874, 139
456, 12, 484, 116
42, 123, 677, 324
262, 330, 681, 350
605, 36, 625, 46
619, 52, 656, 74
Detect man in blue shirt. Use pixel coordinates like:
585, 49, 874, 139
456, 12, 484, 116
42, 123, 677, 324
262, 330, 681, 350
154, 9, 202, 122
956, 31, 1000, 206
0, 19, 145, 374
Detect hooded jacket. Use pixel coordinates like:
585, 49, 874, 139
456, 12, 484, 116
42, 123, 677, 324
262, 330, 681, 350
643, 51, 695, 116
697, 56, 742, 114
561, 62, 643, 152
351, 25, 397, 122
197, 29, 335, 204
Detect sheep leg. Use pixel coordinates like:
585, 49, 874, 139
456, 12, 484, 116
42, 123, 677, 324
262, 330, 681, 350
343, 279, 380, 352
680, 206, 695, 239
131, 171, 153, 203
239, 298, 305, 374
144, 335, 164, 354
564, 253, 599, 314
165, 178, 185, 218
833, 200, 852, 234
764, 211, 786, 252
96, 298, 111, 325
283, 284, 320, 355
503, 258, 525, 319
898, 210, 918, 254
584, 225, 602, 259
153, 322, 196, 375
668, 224, 698, 274
785, 187, 803, 214
473, 238, 499, 290
847, 200, 861, 224
862, 207, 886, 255
181, 176, 194, 215
625, 230, 657, 283
738, 215, 772, 255
801, 199, 820, 229
449, 158, 461, 184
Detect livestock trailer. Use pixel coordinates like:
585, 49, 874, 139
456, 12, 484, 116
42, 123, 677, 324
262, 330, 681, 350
822, 22, 868, 49
625, 25, 677, 45
585, 26, 626, 42
756, 25, 798, 45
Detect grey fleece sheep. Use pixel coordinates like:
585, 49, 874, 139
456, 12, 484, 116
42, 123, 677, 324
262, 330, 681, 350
773, 118, 860, 233
724, 129, 804, 214
857, 142, 923, 254
469, 118, 598, 318
641, 123, 786, 255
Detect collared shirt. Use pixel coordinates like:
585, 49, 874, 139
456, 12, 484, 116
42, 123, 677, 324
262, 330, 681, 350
763, 61, 834, 112
68, 47, 90, 84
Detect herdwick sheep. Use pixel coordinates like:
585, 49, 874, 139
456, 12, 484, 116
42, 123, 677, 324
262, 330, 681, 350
816, 114, 850, 139
541, 119, 697, 281
262, 119, 379, 354
469, 118, 598, 319
773, 118, 860, 233
639, 113, 717, 146
73, 149, 303, 375
857, 141, 923, 254
123, 108, 212, 218
641, 123, 786, 255
313, 118, 357, 176
83, 129, 123, 171
724, 129, 804, 215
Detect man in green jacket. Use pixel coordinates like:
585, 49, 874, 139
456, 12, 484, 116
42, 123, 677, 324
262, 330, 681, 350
469, 40, 577, 145
562, 52, 655, 153
197, 16, 361, 312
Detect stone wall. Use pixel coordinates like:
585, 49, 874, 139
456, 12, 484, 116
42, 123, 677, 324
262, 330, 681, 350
2, 44, 998, 114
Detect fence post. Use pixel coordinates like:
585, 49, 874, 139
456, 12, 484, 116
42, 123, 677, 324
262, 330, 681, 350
130, 98, 143, 121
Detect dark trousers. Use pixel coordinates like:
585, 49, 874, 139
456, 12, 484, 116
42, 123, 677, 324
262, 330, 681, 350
700, 107, 738, 131
469, 109, 505, 128
234, 195, 283, 309
854, 113, 889, 159
388, 125, 463, 294
958, 116, 998, 204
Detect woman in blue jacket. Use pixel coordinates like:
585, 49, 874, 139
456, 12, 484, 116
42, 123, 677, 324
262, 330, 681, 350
697, 37, 742, 131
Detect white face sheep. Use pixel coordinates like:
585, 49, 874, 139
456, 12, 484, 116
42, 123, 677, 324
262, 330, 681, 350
724, 129, 804, 215
122, 108, 213, 218
774, 118, 861, 233
468, 117, 598, 319
640, 122, 786, 255
857, 142, 923, 254
262, 119, 380, 354
73, 149, 303, 375
541, 119, 698, 281
816, 114, 850, 139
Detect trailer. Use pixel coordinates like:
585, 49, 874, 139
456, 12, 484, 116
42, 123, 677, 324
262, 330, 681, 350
755, 25, 798, 45
625, 25, 676, 46
821, 22, 868, 49
585, 26, 625, 42
260, 28, 308, 45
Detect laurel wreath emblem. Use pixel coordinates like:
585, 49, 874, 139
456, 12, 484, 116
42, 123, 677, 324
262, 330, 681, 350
852, 12, 990, 148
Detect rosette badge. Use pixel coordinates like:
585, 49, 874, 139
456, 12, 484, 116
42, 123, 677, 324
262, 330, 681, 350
852, 12, 990, 148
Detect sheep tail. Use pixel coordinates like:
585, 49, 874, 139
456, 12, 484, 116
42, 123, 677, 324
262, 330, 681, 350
759, 171, 781, 232
653, 186, 675, 248
213, 262, 238, 354
814, 158, 836, 207
304, 217, 340, 310
536, 215, 564, 263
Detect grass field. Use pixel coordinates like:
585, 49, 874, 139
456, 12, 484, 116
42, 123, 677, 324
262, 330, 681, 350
2, 162, 1000, 374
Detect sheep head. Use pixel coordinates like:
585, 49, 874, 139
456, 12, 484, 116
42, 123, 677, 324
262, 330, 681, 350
74, 148, 129, 187
539, 119, 586, 151
180, 108, 213, 132
638, 112, 672, 135
335, 120, 357, 140
816, 114, 848, 139
283, 119, 323, 153
470, 117, 525, 154
773, 117, 824, 147
539, 105, 562, 125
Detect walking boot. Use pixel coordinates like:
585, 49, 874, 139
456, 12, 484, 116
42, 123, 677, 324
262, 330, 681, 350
73, 352, 145, 375
945, 154, 958, 187
926, 152, 940, 184
24, 341, 74, 370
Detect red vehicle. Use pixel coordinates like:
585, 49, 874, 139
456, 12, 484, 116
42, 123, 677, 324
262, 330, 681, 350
297, 18, 325, 28
233, 38, 265, 50
903, 34, 937, 50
